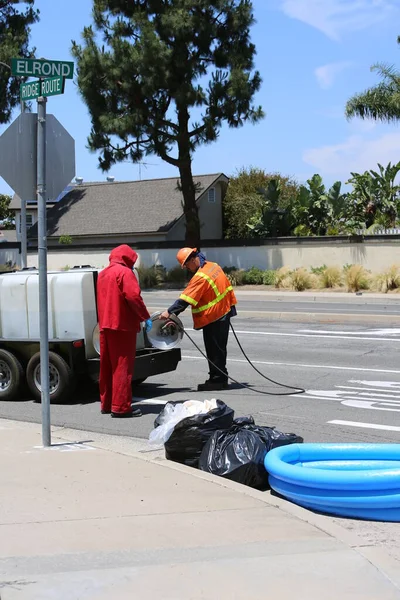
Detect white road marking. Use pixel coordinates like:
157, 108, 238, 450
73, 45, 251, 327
182, 354, 400, 374
336, 386, 400, 399
32, 443, 95, 452
186, 328, 400, 343
300, 328, 400, 336
133, 398, 168, 406
349, 380, 400, 389
303, 380, 400, 412
328, 420, 400, 432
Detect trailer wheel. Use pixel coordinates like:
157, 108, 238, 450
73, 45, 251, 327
26, 351, 76, 403
0, 349, 24, 401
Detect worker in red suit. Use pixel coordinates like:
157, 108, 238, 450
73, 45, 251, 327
96, 245, 152, 418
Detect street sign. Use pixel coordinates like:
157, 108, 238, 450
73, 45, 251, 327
11, 58, 74, 79
20, 76, 65, 102
0, 113, 75, 202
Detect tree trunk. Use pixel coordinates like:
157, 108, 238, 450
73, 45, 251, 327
179, 160, 201, 248
177, 105, 201, 247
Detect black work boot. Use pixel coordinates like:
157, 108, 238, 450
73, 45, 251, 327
111, 408, 142, 418
197, 379, 229, 392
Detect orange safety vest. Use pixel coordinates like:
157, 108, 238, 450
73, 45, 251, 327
179, 262, 237, 329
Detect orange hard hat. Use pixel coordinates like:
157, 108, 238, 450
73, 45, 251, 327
177, 247, 197, 267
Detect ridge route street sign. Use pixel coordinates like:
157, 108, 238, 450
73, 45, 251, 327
11, 58, 74, 79
21, 76, 65, 102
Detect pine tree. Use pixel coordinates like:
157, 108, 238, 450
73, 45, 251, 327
0, 0, 39, 123
72, 0, 264, 246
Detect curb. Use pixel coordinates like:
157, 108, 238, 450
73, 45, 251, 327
145, 289, 400, 304
40, 422, 400, 592
147, 306, 400, 325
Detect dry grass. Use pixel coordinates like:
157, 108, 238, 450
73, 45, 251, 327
274, 266, 291, 289
374, 265, 400, 293
289, 268, 314, 291
226, 269, 246, 286
319, 266, 342, 288
344, 264, 370, 292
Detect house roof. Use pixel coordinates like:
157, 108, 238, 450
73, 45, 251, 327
10, 195, 55, 210
28, 173, 226, 238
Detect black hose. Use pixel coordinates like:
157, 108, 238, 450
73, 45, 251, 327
182, 323, 305, 397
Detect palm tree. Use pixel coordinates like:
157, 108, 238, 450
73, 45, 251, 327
345, 37, 400, 123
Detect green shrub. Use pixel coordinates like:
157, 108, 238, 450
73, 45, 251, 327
343, 263, 354, 272
137, 265, 165, 288
310, 265, 327, 275
262, 269, 276, 285
274, 266, 291, 288
319, 266, 342, 288
61, 264, 70, 271
243, 266, 264, 285
165, 265, 188, 285
374, 265, 400, 293
59, 234, 73, 245
344, 265, 370, 292
226, 269, 246, 286
289, 268, 313, 291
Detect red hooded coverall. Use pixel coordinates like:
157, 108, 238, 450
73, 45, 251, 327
96, 245, 150, 415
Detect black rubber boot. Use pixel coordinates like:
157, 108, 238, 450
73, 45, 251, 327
111, 408, 142, 418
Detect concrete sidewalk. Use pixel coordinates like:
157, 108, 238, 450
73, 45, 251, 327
0, 419, 399, 600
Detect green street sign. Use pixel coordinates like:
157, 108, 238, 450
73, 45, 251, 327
20, 76, 65, 101
11, 58, 74, 79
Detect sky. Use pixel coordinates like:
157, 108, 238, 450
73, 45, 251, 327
1, 0, 400, 197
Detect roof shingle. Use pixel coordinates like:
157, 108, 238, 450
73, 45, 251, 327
28, 173, 224, 238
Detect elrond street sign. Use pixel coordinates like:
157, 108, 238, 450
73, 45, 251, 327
20, 76, 65, 102
11, 58, 74, 79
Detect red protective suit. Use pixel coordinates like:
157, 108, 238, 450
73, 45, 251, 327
97, 245, 150, 415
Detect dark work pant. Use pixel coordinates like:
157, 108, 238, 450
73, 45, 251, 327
99, 329, 137, 414
202, 317, 230, 382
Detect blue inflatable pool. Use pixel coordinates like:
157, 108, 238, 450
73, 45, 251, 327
264, 443, 400, 522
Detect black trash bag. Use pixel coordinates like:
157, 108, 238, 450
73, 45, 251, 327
155, 400, 234, 468
198, 416, 303, 490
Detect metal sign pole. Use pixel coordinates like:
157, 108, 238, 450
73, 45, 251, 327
20, 197, 27, 269
37, 94, 51, 447
20, 100, 27, 269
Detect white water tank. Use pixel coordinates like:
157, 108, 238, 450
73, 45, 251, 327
0, 270, 99, 358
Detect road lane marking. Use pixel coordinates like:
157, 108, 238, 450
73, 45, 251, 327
336, 386, 400, 399
328, 420, 400, 432
185, 328, 400, 343
300, 328, 400, 336
182, 354, 400, 374
132, 398, 168, 406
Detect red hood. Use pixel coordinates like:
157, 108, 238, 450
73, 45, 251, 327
109, 245, 138, 269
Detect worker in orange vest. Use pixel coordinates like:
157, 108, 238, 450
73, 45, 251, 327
160, 248, 237, 391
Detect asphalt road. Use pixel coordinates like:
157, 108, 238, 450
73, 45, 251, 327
1, 291, 400, 442
1, 291, 400, 559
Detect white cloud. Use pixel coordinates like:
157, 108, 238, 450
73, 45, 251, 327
303, 131, 400, 178
279, 0, 398, 41
315, 61, 353, 89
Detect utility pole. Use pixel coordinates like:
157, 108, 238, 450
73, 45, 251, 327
37, 93, 51, 447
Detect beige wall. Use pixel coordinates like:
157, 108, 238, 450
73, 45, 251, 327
26, 238, 400, 273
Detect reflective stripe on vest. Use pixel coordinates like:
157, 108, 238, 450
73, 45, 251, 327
191, 268, 233, 314
180, 293, 198, 306
192, 285, 233, 313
